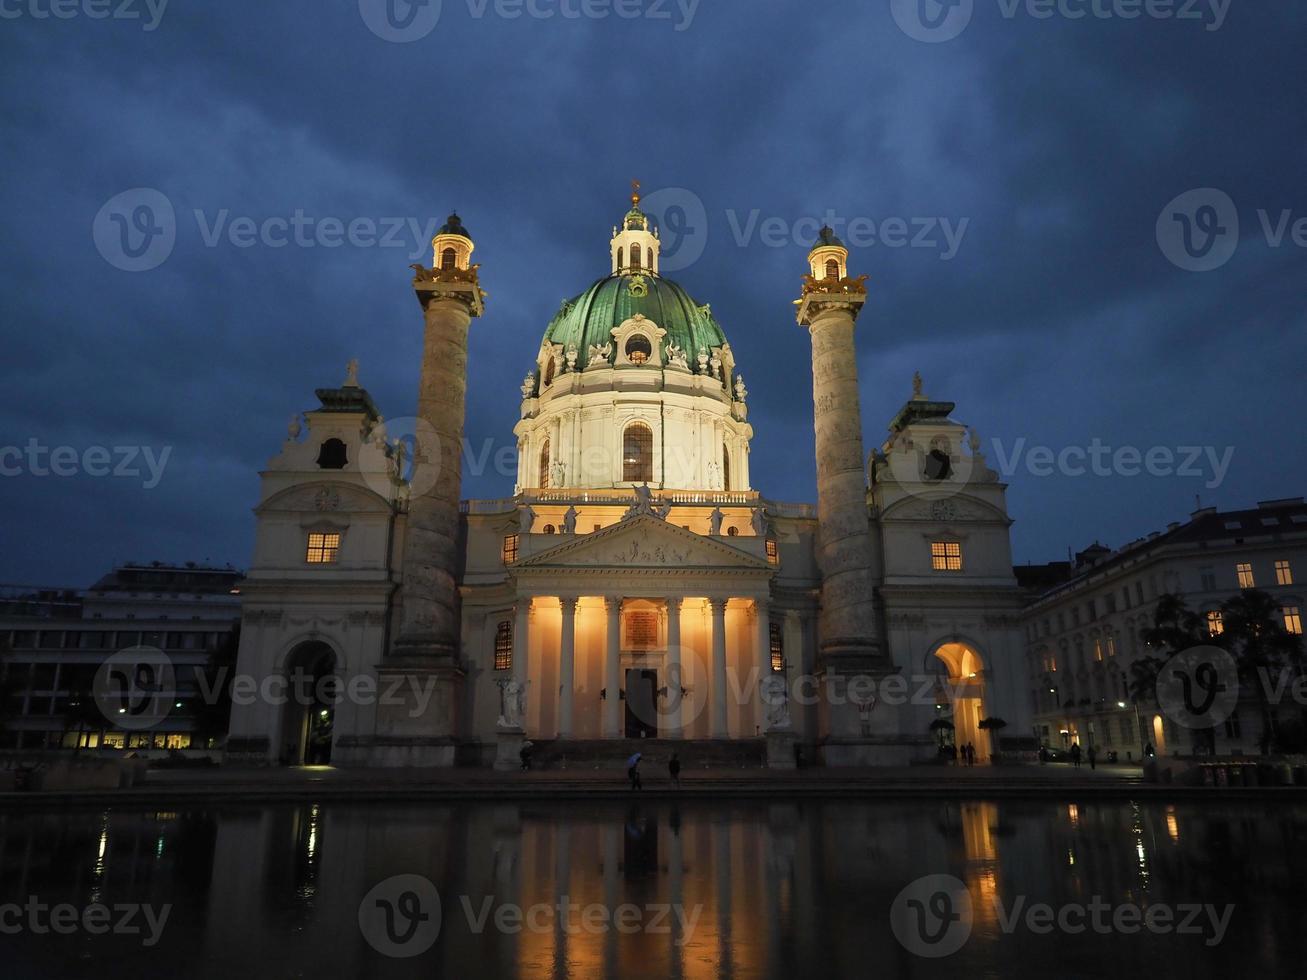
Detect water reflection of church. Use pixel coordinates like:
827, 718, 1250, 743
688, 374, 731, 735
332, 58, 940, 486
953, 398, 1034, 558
226, 190, 1031, 768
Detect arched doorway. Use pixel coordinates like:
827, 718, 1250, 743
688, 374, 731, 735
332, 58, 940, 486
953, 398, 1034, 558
279, 641, 337, 766
932, 642, 990, 763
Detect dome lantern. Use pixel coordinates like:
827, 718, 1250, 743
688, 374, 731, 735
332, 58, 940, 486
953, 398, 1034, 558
431, 212, 474, 272
611, 180, 661, 276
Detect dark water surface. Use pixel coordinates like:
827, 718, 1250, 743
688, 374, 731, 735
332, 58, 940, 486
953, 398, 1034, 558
1, 798, 1305, 978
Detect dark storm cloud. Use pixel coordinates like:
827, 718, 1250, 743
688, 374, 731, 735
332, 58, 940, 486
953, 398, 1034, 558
0, 0, 1303, 584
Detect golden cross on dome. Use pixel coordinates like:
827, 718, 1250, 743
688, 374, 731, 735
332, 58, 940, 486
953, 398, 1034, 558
631, 179, 641, 206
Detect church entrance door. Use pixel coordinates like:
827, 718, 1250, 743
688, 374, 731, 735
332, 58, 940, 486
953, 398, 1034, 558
625, 668, 658, 738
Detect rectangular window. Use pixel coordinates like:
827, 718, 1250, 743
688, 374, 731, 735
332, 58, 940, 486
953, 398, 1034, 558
1284, 606, 1303, 635
1088, 600, 1098, 620
305, 532, 341, 564
1275, 560, 1293, 586
1224, 710, 1242, 740
1105, 634, 1116, 657
1236, 562, 1255, 589
1135, 582, 1144, 604
930, 541, 962, 571
1200, 568, 1217, 591
502, 534, 519, 565
765, 539, 779, 566
493, 621, 513, 670
1206, 610, 1224, 636
1093, 638, 1103, 662
769, 623, 784, 672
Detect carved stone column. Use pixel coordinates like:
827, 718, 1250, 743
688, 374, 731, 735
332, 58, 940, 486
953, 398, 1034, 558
371, 249, 485, 768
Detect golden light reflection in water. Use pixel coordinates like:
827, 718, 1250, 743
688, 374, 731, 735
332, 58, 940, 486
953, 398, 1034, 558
1166, 808, 1180, 842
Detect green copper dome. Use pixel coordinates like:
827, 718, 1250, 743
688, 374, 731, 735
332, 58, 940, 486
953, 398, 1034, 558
542, 274, 729, 371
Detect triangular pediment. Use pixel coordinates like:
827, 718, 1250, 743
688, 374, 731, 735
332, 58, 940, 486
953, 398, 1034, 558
516, 514, 769, 571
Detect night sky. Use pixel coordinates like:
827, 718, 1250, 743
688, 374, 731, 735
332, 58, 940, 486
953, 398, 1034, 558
2, 0, 1303, 586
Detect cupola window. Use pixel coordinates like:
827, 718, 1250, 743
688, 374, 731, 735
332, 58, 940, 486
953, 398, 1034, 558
631, 244, 642, 270
825, 258, 840, 279
539, 439, 551, 489
440, 247, 457, 270
625, 334, 652, 365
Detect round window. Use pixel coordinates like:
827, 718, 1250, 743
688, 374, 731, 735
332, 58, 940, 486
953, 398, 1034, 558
625, 334, 653, 365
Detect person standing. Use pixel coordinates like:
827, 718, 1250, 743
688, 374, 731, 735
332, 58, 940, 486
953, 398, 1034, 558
627, 752, 643, 791
1070, 743, 1081, 768
1088, 745, 1097, 770
668, 751, 681, 788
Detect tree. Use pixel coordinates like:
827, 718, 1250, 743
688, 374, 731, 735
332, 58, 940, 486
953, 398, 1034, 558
1219, 589, 1303, 754
978, 717, 1008, 761
1130, 593, 1215, 755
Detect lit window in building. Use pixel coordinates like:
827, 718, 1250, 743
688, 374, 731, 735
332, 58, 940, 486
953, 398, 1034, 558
1284, 606, 1303, 635
539, 438, 551, 488
1105, 634, 1116, 657
722, 444, 731, 490
825, 257, 839, 279
726, 526, 739, 536
440, 246, 457, 270
769, 623, 784, 672
1236, 562, 1255, 589
542, 524, 556, 535
1206, 610, 1224, 636
625, 334, 652, 365
494, 621, 513, 671
1276, 560, 1294, 586
501, 534, 519, 565
1093, 638, 1103, 661
766, 539, 779, 565
622, 422, 653, 482
631, 244, 642, 270
930, 541, 962, 571
305, 532, 341, 564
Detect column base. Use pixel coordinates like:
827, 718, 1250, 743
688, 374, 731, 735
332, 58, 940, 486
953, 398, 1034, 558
357, 662, 464, 767
765, 730, 798, 769
335, 735, 459, 768
494, 728, 526, 771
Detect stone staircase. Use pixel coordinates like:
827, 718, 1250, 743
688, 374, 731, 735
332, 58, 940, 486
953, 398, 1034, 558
524, 738, 766, 771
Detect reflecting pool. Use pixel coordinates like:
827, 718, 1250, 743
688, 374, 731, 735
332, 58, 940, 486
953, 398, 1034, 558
2, 799, 1306, 978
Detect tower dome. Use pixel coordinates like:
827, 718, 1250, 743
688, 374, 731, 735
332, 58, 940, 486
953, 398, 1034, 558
512, 187, 753, 493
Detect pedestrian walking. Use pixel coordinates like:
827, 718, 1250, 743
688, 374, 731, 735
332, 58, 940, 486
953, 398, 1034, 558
668, 751, 681, 788
626, 752, 643, 791
1070, 743, 1081, 768
1088, 745, 1097, 770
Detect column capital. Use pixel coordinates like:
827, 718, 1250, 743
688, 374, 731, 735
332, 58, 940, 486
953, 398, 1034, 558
665, 595, 684, 612
412, 267, 486, 317
707, 596, 730, 614
603, 595, 623, 613
558, 595, 579, 612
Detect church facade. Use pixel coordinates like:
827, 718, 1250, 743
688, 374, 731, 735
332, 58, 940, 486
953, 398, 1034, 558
225, 192, 1032, 768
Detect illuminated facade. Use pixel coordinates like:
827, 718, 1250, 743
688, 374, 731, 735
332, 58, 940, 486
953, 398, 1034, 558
226, 193, 1032, 768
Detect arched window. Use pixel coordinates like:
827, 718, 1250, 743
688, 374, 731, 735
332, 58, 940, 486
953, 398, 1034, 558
825, 257, 840, 279
769, 623, 785, 672
726, 526, 739, 537
543, 524, 556, 535
622, 422, 653, 483
316, 438, 347, 469
539, 439, 551, 489
631, 244, 642, 270
441, 247, 457, 270
617, 247, 624, 270
722, 443, 731, 491
494, 621, 513, 671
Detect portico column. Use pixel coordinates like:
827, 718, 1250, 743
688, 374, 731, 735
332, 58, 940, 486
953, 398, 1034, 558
603, 597, 622, 738
558, 596, 578, 738
665, 597, 684, 739
754, 596, 771, 732
710, 598, 729, 738
513, 599, 531, 690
